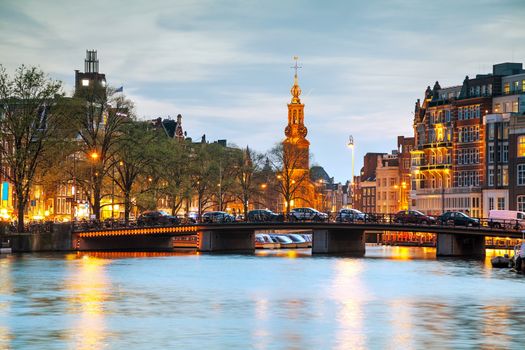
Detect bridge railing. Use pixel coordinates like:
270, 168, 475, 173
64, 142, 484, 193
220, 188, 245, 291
71, 211, 525, 233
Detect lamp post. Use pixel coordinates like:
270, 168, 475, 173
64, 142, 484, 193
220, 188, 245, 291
90, 151, 99, 219
347, 135, 355, 208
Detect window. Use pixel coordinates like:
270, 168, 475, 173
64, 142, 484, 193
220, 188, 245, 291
523, 80, 525, 93
518, 196, 525, 212
488, 144, 494, 163
488, 168, 494, 186
518, 164, 525, 185
513, 101, 519, 113
458, 108, 463, 120
504, 82, 510, 95
503, 167, 509, 186
503, 144, 508, 163
518, 136, 525, 157
514, 81, 519, 92
497, 197, 505, 210
489, 197, 494, 211
488, 124, 495, 140
81, 79, 89, 86
494, 103, 501, 113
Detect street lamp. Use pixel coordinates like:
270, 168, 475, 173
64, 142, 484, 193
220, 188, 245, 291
347, 135, 355, 208
347, 135, 355, 184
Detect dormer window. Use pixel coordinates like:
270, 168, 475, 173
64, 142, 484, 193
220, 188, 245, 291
82, 79, 89, 86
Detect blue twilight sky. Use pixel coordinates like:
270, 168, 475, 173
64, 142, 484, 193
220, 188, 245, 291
1, 0, 524, 182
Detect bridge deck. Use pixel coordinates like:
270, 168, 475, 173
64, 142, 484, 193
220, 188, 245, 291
73, 222, 523, 239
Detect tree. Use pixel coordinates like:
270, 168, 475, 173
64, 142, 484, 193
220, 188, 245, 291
189, 143, 221, 219
157, 138, 192, 216
71, 85, 132, 220
0, 65, 69, 232
210, 144, 239, 212
111, 121, 158, 224
268, 140, 311, 217
233, 146, 265, 219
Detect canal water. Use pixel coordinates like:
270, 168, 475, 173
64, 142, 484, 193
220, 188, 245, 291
1, 246, 525, 349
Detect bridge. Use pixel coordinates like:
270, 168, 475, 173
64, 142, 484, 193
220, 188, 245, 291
72, 221, 523, 258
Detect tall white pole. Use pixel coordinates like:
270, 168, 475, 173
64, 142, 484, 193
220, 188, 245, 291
347, 135, 355, 208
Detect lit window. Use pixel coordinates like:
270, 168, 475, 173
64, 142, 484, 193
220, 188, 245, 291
504, 83, 510, 95
82, 79, 89, 86
522, 80, 525, 93
518, 136, 525, 157
514, 81, 519, 92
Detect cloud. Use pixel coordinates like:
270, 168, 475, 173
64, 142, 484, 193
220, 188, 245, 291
1, 0, 524, 182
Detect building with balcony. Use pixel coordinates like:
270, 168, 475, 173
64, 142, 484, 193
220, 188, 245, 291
411, 62, 525, 218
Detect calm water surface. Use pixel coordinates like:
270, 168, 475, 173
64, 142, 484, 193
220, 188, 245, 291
1, 246, 525, 349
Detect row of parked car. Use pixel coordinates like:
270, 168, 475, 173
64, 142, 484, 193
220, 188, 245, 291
136, 208, 524, 229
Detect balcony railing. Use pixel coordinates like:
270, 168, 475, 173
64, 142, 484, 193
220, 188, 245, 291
421, 141, 452, 149
415, 187, 481, 195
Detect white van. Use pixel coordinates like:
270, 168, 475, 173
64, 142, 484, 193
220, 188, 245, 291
488, 210, 525, 229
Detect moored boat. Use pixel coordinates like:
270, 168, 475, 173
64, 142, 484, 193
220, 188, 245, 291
255, 234, 281, 249
491, 255, 511, 268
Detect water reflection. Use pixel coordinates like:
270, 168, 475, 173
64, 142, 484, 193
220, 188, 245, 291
67, 255, 110, 349
0, 257, 13, 348
2, 247, 525, 349
330, 259, 366, 350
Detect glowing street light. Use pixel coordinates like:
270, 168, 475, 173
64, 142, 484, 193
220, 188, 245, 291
347, 135, 355, 184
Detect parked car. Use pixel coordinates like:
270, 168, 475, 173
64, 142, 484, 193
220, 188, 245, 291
202, 211, 236, 223
489, 210, 525, 229
289, 207, 329, 222
336, 208, 366, 223
247, 209, 284, 222
438, 211, 480, 227
137, 210, 180, 226
393, 210, 436, 225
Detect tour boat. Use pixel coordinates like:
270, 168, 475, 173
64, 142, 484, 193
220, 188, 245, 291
287, 234, 310, 248
269, 234, 296, 248
255, 234, 280, 249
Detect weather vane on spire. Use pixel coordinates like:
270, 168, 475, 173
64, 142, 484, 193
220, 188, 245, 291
291, 56, 302, 77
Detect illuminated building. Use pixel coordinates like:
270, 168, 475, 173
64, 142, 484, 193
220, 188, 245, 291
412, 62, 525, 217
74, 50, 106, 98
280, 57, 316, 209
376, 152, 401, 214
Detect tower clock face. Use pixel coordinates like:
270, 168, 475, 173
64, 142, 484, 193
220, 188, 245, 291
299, 125, 308, 137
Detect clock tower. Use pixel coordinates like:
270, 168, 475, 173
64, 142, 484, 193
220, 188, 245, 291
284, 57, 310, 171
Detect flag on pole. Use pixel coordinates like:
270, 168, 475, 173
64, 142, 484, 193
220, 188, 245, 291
115, 86, 123, 93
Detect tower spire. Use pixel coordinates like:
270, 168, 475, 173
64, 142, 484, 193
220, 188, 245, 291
290, 56, 302, 103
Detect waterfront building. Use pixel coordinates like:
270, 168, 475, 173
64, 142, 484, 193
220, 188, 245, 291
397, 136, 414, 210
507, 72, 525, 211
375, 152, 400, 214
411, 62, 524, 218
352, 153, 384, 213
